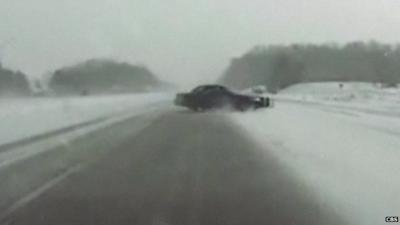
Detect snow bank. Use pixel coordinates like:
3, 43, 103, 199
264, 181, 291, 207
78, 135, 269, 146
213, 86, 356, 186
0, 93, 172, 146
280, 82, 399, 101
276, 82, 400, 117
283, 81, 375, 91
231, 102, 400, 225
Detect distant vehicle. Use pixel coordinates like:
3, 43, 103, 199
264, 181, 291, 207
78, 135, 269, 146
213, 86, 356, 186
250, 85, 268, 94
174, 85, 271, 111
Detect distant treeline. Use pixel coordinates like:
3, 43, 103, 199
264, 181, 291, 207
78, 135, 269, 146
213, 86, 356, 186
0, 63, 31, 96
0, 58, 170, 97
220, 41, 400, 92
49, 59, 171, 95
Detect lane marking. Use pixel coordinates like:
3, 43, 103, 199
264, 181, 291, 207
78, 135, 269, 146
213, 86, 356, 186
0, 164, 82, 224
0, 104, 170, 170
0, 117, 108, 154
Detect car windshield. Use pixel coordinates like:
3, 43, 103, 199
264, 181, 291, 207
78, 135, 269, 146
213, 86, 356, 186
191, 86, 208, 93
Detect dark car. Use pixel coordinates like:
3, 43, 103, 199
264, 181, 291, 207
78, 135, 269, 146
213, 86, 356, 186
174, 85, 271, 111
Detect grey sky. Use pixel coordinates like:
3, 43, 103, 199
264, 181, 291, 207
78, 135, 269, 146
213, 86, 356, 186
1, 0, 400, 86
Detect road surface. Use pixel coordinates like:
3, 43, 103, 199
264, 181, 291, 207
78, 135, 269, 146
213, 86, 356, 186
1, 109, 346, 225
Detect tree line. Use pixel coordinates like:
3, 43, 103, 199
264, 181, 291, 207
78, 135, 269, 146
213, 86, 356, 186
0, 59, 170, 97
219, 41, 400, 92
49, 59, 171, 95
0, 62, 31, 96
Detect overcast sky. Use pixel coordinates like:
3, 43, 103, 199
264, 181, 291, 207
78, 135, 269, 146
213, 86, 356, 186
1, 0, 400, 86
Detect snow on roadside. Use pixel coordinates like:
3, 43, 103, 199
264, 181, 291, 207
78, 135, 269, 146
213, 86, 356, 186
0, 93, 172, 146
276, 82, 400, 116
231, 102, 400, 225
0, 105, 165, 169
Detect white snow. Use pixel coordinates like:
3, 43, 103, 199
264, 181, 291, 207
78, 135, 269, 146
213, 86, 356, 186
232, 82, 400, 225
0, 93, 172, 147
0, 105, 165, 169
277, 82, 400, 116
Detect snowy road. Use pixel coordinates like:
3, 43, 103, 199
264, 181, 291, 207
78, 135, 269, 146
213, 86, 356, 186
0, 96, 398, 225
232, 100, 400, 225
0, 107, 345, 225
0, 93, 171, 146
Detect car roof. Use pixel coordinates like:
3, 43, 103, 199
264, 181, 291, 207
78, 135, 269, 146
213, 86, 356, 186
191, 85, 228, 92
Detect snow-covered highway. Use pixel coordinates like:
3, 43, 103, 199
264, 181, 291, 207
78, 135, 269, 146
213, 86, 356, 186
232, 100, 400, 225
1, 83, 399, 225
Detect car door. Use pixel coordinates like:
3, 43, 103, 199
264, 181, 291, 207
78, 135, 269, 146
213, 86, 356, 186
203, 88, 232, 108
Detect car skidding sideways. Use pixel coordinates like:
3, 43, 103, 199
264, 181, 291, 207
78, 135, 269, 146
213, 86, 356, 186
174, 85, 271, 112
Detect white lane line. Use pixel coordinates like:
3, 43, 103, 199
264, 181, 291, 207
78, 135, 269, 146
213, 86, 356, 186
0, 164, 82, 224
0, 104, 168, 170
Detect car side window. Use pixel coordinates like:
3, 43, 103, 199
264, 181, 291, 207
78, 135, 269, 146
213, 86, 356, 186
191, 86, 230, 97
204, 88, 227, 97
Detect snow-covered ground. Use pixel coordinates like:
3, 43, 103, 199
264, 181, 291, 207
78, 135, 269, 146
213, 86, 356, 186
232, 82, 400, 225
0, 93, 172, 146
277, 82, 400, 116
